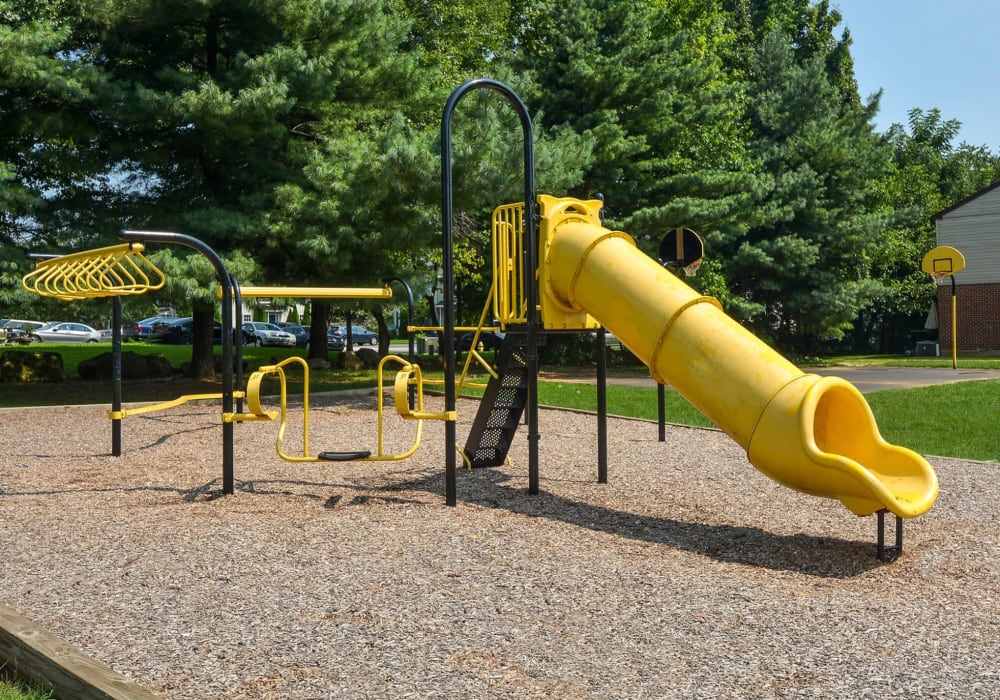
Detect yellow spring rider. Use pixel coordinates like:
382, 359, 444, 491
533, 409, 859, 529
237, 355, 455, 463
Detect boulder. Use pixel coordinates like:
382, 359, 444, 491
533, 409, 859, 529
336, 347, 380, 370
307, 357, 332, 370
1, 351, 63, 383
355, 347, 380, 369
77, 351, 173, 380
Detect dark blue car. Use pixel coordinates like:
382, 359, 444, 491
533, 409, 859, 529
276, 322, 310, 348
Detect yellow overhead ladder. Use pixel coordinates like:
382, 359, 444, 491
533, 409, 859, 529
22, 243, 166, 300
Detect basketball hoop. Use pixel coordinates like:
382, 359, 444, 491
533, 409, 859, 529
682, 259, 701, 277
658, 227, 704, 277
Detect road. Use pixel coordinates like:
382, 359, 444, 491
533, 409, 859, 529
538, 365, 1000, 394
386, 340, 1000, 393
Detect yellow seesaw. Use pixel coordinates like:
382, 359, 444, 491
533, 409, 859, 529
236, 355, 456, 463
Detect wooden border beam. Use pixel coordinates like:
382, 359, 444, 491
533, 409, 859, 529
0, 602, 161, 699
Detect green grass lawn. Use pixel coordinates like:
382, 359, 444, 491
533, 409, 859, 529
536, 379, 1000, 462
1, 344, 997, 461
865, 380, 1000, 461
0, 672, 51, 700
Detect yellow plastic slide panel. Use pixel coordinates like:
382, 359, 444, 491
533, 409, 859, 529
747, 375, 939, 517
539, 195, 939, 518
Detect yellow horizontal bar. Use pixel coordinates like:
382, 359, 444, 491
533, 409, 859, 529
407, 326, 502, 332
233, 286, 393, 299
39, 242, 145, 263
110, 391, 240, 419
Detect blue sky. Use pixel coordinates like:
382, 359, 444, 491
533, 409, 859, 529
833, 0, 1000, 149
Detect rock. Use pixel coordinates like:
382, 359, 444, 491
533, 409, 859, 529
307, 357, 332, 370
337, 351, 365, 371
355, 347, 380, 369
336, 348, 380, 370
77, 351, 173, 380
1, 351, 64, 383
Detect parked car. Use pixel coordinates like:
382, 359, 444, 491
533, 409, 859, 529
29, 321, 103, 343
242, 322, 296, 347
150, 317, 224, 344
458, 330, 506, 351
1, 319, 44, 343
327, 324, 378, 348
276, 322, 310, 348
590, 329, 622, 350
124, 316, 169, 341
327, 332, 345, 351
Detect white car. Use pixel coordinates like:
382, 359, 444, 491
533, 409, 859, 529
241, 322, 296, 347
30, 321, 103, 343
1, 319, 44, 342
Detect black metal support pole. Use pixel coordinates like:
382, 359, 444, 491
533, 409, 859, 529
442, 78, 536, 504
657, 383, 666, 442
231, 273, 244, 414
121, 230, 236, 495
383, 276, 416, 409
876, 509, 904, 562
596, 329, 608, 484
111, 296, 123, 456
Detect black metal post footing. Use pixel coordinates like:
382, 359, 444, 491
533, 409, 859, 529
876, 509, 904, 562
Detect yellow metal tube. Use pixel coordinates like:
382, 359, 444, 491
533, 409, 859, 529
232, 286, 392, 299
539, 195, 938, 518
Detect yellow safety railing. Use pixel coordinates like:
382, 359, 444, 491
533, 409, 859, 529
22, 243, 166, 300
457, 281, 502, 394
492, 201, 527, 324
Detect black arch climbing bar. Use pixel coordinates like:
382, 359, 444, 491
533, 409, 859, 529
441, 78, 538, 506
120, 230, 239, 495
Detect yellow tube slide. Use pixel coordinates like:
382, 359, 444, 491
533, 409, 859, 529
539, 196, 938, 518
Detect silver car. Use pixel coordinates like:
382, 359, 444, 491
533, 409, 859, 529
30, 321, 103, 343
241, 322, 296, 347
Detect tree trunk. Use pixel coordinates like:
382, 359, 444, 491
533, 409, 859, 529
187, 304, 217, 379
373, 307, 389, 355
308, 299, 330, 360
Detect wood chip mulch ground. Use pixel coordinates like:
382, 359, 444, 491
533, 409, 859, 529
0, 390, 997, 699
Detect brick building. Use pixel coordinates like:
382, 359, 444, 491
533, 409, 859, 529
933, 180, 1000, 353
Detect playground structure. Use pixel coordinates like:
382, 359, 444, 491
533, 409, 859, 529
19, 78, 939, 560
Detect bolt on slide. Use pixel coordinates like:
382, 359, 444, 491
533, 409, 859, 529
537, 195, 938, 519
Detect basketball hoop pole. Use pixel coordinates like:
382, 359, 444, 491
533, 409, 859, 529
948, 273, 957, 370
928, 271, 958, 369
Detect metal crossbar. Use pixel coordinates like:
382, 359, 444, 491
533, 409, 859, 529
22, 243, 166, 300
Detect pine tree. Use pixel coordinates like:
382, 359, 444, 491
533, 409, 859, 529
0, 1, 104, 248
725, 30, 889, 351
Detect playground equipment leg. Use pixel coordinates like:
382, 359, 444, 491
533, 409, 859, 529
877, 510, 904, 562
596, 329, 608, 484
111, 297, 123, 457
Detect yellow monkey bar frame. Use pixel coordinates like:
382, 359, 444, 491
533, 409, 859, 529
22, 243, 166, 300
224, 285, 393, 300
